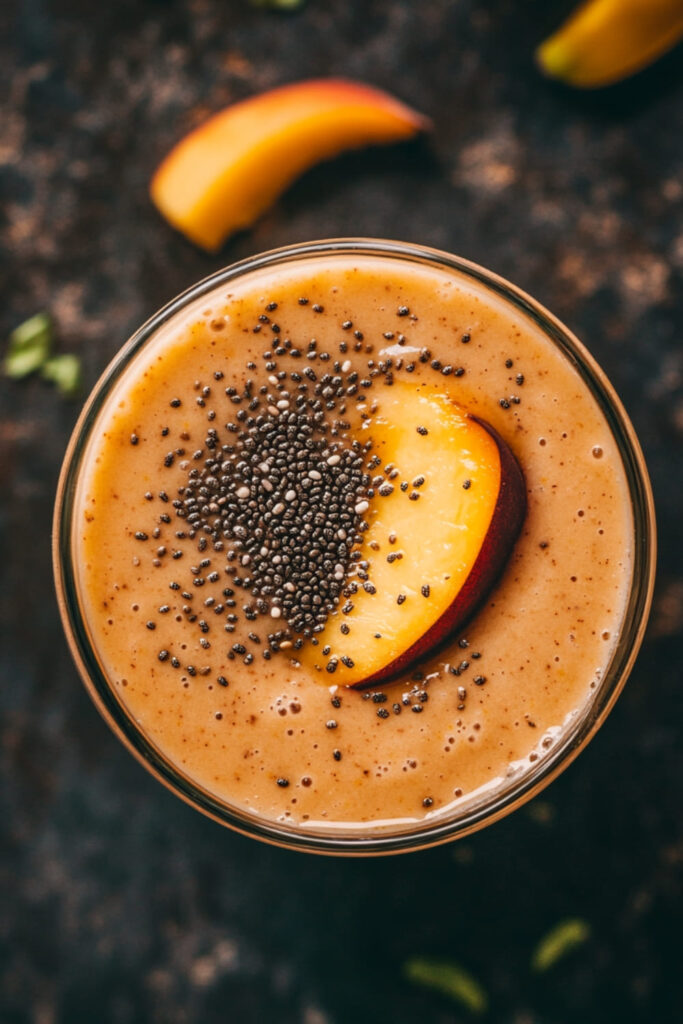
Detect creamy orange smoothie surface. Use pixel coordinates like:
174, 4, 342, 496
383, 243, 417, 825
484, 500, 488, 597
75, 255, 632, 832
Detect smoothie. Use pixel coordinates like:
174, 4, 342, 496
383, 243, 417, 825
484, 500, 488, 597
70, 249, 635, 837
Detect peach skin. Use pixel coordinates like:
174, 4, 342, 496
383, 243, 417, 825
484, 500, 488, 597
150, 79, 430, 251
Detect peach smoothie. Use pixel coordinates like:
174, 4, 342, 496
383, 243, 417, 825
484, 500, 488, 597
70, 250, 634, 837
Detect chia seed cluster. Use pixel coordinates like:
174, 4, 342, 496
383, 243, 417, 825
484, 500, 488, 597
174, 403, 370, 638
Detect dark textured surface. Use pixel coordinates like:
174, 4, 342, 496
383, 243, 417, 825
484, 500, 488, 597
1, 1, 682, 1021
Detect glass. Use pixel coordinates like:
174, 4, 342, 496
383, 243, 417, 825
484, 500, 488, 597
53, 239, 656, 855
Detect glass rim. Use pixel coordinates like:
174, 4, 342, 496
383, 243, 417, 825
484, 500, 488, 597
53, 238, 656, 856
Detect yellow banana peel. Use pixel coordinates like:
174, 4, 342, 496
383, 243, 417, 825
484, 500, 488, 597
537, 0, 683, 88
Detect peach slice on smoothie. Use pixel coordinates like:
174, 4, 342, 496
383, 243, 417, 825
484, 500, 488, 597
304, 381, 526, 688
151, 79, 430, 251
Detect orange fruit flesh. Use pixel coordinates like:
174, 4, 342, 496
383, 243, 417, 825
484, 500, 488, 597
150, 79, 428, 250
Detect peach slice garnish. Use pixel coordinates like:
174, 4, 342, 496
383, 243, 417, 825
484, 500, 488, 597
150, 79, 430, 251
303, 381, 526, 688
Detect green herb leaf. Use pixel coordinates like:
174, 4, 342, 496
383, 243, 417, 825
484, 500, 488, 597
4, 312, 53, 379
531, 918, 591, 972
41, 354, 82, 397
404, 957, 488, 1014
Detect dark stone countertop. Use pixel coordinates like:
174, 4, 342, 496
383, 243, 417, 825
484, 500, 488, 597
1, 1, 682, 1021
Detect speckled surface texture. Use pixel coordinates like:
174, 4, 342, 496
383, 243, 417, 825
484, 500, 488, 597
1, 1, 682, 1021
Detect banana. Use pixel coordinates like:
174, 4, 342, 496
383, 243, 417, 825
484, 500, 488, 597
536, 0, 683, 88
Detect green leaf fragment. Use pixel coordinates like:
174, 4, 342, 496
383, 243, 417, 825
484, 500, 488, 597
404, 957, 488, 1014
41, 354, 82, 396
5, 312, 81, 396
4, 312, 53, 378
5, 346, 49, 379
531, 918, 591, 972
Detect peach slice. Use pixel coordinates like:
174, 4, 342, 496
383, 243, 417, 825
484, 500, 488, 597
150, 79, 430, 251
303, 381, 526, 688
